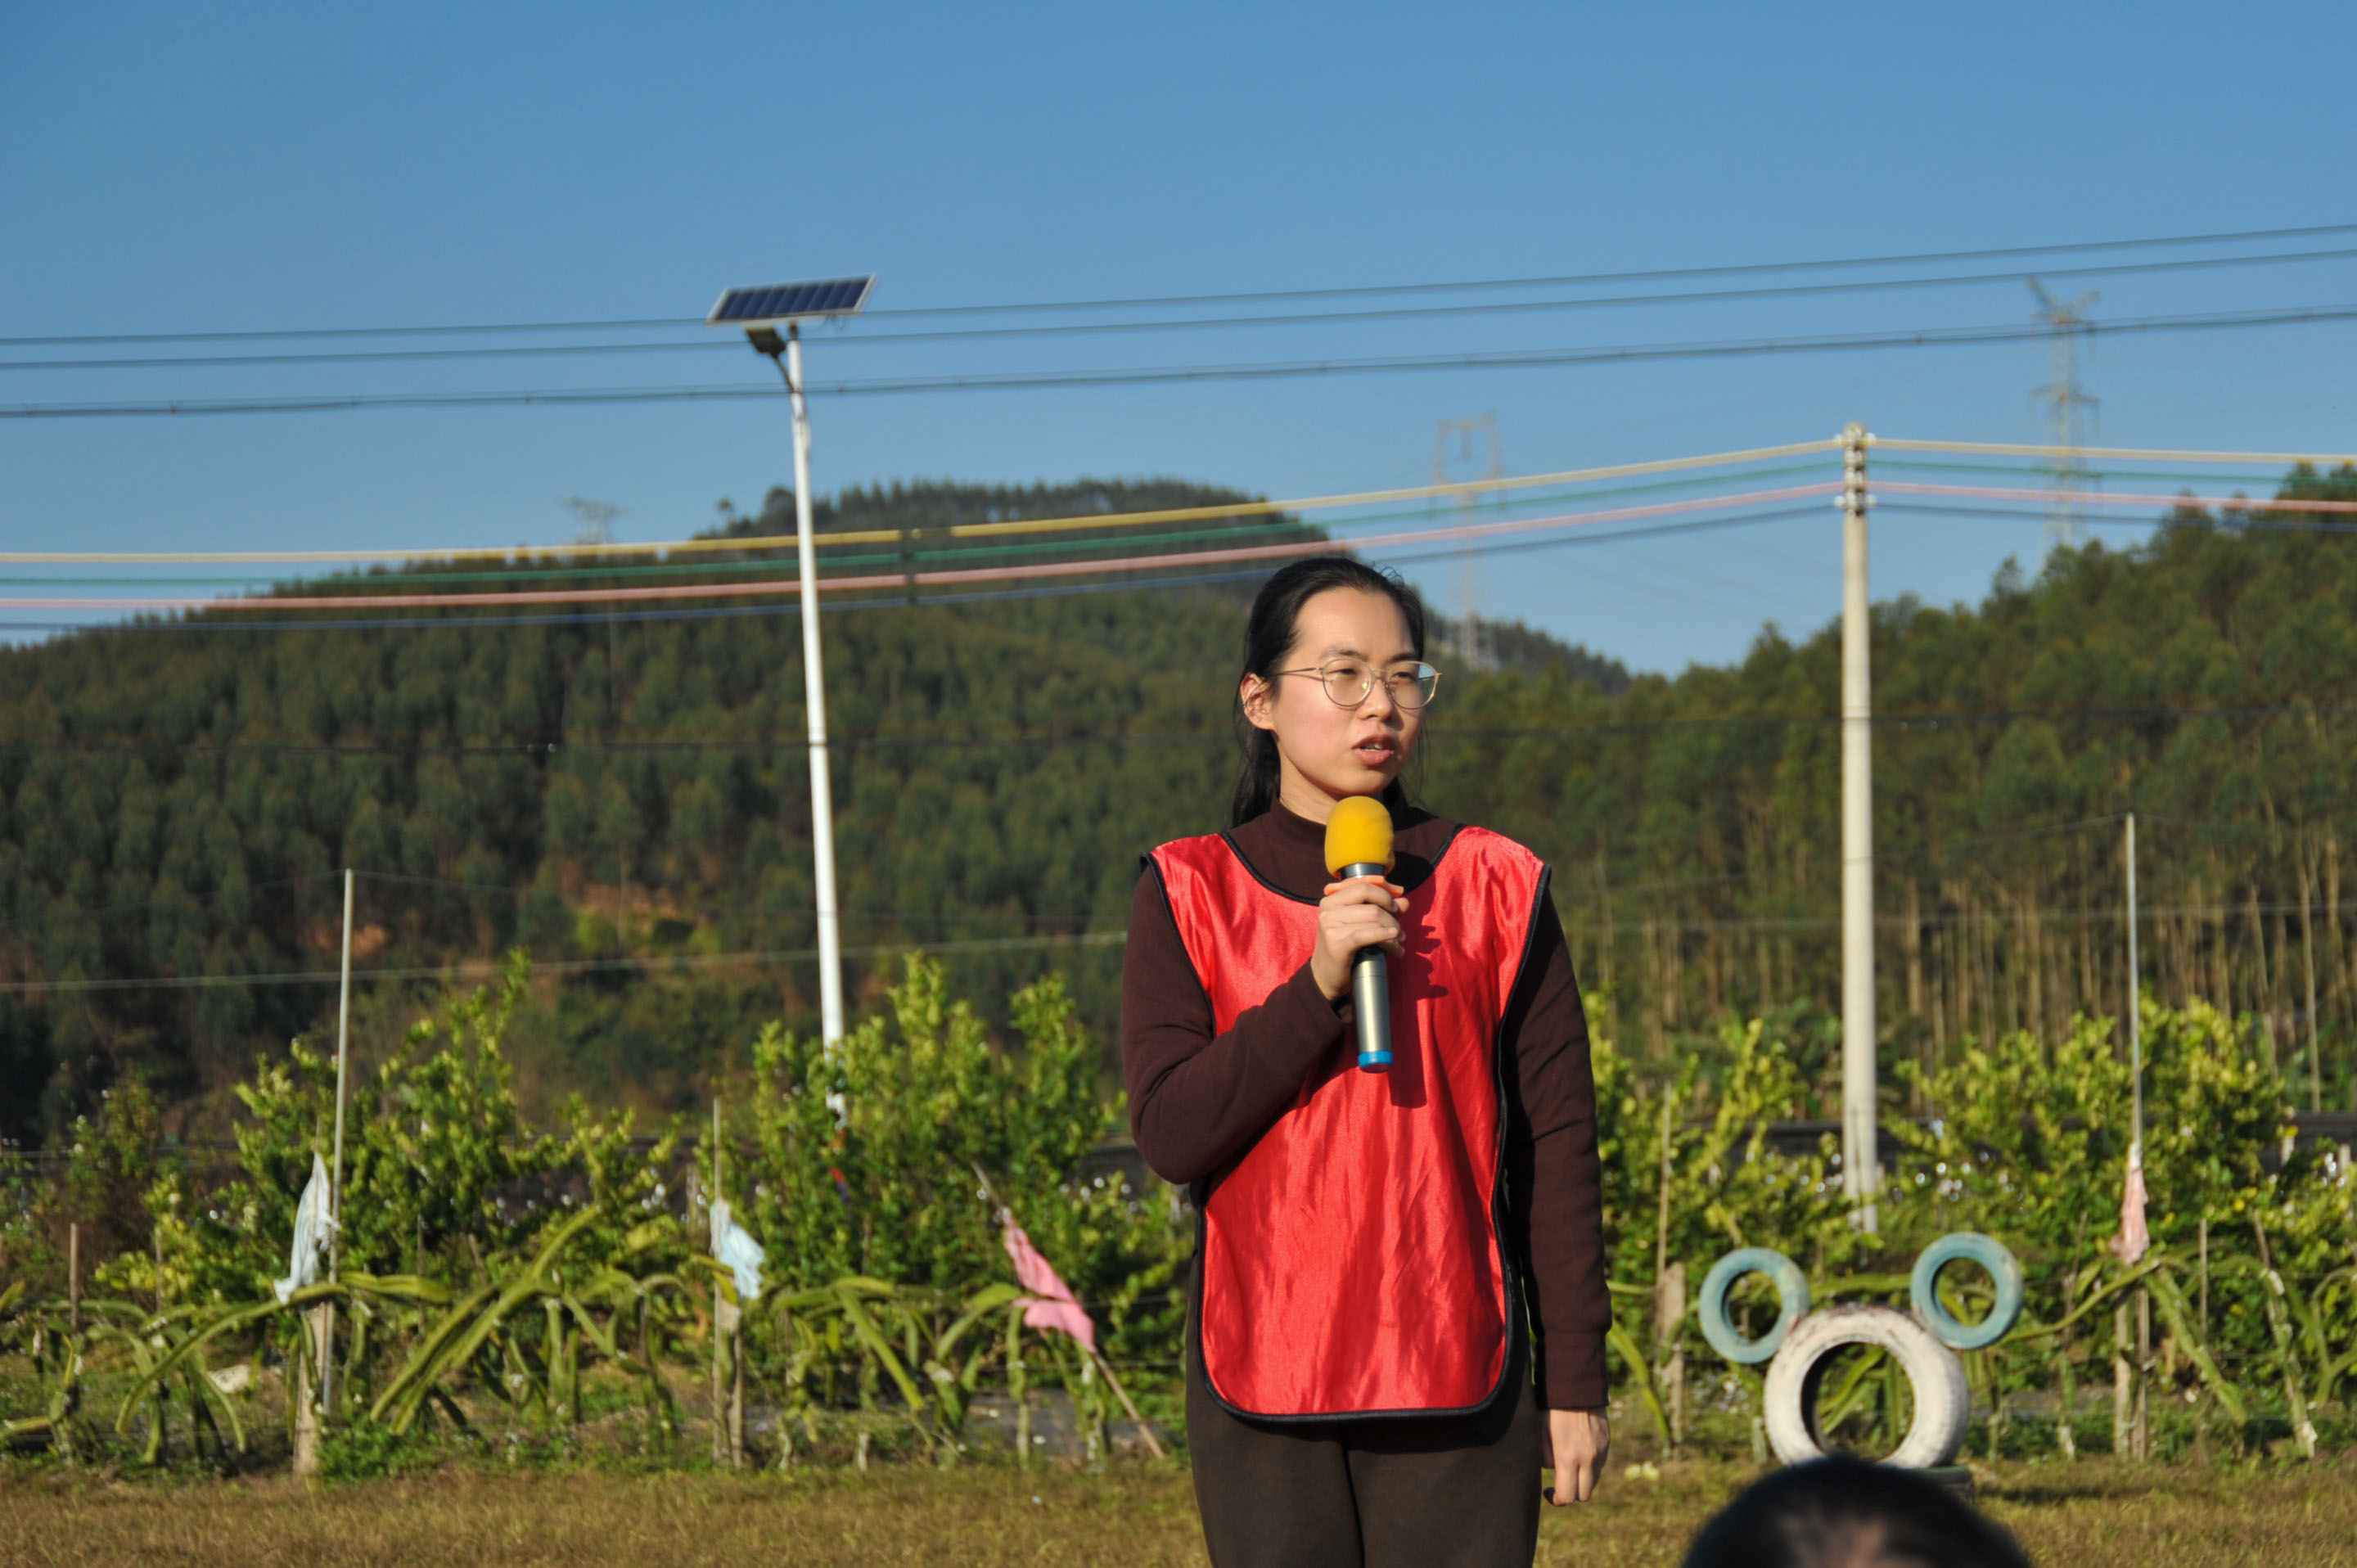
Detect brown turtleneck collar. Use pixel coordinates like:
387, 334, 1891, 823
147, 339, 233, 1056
1223, 803, 1456, 902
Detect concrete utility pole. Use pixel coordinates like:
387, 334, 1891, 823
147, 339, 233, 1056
1839, 424, 1879, 1231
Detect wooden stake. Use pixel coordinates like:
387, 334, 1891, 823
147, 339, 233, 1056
2111, 1303, 2131, 1456
710, 1097, 726, 1467
292, 1305, 327, 1478
1088, 1346, 1165, 1460
728, 1309, 746, 1470
2197, 1216, 2210, 1335
2134, 1288, 2151, 1461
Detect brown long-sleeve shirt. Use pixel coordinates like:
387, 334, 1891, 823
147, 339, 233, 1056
1121, 804, 1611, 1410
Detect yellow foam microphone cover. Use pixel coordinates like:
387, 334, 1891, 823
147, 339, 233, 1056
1323, 795, 1395, 876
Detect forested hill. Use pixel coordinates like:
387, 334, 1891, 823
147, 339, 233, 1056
0, 479, 1616, 1139
5, 465, 2354, 1142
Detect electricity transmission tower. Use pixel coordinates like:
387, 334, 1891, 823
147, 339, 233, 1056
560, 495, 631, 953
560, 495, 624, 545
2027, 281, 2099, 547
1432, 416, 1503, 671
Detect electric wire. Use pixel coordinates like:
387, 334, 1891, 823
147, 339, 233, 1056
1873, 436, 2357, 465
0, 462, 1838, 596
0, 439, 1832, 563
0, 459, 1841, 589
0, 929, 1129, 996
0, 564, 1284, 633
16, 242, 2357, 372
0, 483, 1843, 612
1873, 456, 2308, 488
12, 216, 2357, 345
1878, 500, 2357, 537
11, 300, 2357, 420
0, 502, 1823, 635
1874, 480, 2357, 514
4, 431, 2342, 572
5, 696, 2349, 759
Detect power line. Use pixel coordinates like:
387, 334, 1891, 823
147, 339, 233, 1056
11, 217, 2356, 346
2, 432, 2341, 572
1877, 480, 2357, 514
0, 458, 1838, 586
1874, 456, 2305, 486
0, 563, 1283, 633
1566, 896, 2346, 935
1875, 435, 2357, 465
0, 929, 1130, 996
858, 219, 2357, 317
12, 300, 2357, 421
0, 505, 1818, 636
0, 484, 1840, 612
0, 439, 1821, 563
14, 243, 2357, 372
4, 697, 2351, 759
1878, 500, 2357, 537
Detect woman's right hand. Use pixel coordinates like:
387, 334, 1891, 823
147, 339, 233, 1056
1310, 876, 1408, 1003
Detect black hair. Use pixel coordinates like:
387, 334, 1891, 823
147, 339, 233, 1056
1681, 1457, 2033, 1568
1228, 556, 1427, 827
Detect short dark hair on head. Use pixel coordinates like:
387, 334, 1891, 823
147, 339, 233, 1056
1682, 1458, 2032, 1568
1228, 555, 1427, 827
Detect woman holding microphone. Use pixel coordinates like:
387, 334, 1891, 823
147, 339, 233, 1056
1124, 556, 1611, 1568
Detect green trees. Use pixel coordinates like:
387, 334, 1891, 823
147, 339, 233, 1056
2, 467, 2355, 1142
737, 956, 1186, 1354
1434, 464, 2357, 1106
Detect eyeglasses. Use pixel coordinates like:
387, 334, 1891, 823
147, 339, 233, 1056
1275, 660, 1441, 710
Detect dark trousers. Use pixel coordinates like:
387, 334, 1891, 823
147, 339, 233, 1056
1185, 1334, 1544, 1568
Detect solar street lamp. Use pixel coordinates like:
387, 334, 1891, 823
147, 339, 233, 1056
708, 276, 876, 1045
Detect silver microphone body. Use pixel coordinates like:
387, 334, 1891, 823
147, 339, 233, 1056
1340, 860, 1393, 1073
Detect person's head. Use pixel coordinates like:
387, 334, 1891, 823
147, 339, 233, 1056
1682, 1458, 2032, 1568
1230, 556, 1433, 827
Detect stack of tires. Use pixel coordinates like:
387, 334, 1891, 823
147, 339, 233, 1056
1696, 1234, 2023, 1469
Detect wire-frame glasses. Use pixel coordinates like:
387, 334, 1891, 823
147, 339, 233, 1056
1275, 660, 1440, 711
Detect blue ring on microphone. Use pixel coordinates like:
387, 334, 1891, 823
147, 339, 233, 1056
1358, 1049, 1392, 1072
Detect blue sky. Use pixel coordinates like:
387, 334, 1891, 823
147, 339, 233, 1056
5, 1, 2355, 672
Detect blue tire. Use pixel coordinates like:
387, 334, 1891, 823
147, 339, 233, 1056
1910, 1232, 2023, 1349
1698, 1247, 1811, 1365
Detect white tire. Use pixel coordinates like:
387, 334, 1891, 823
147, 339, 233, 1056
1762, 1304, 1971, 1470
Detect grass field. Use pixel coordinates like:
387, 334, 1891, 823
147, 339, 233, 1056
2, 1460, 2355, 1568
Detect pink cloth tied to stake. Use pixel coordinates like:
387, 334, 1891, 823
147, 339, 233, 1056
2111, 1142, 2148, 1266
1001, 1210, 1096, 1352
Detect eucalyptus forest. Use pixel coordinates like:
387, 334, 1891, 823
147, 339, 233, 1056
2, 467, 2354, 1142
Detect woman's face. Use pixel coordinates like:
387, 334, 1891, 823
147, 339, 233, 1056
1241, 587, 1423, 819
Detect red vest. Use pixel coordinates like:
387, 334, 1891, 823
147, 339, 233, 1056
1149, 823, 1549, 1420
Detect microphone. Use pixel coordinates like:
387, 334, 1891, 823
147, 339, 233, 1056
1323, 796, 1395, 1073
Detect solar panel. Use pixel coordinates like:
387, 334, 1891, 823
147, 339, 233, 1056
706, 277, 877, 327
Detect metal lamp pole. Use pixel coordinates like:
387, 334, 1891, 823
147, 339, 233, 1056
710, 277, 873, 1047
774, 326, 844, 1044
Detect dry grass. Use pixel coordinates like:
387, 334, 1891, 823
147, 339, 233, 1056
0, 1460, 2353, 1568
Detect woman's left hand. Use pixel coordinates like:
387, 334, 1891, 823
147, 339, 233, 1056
1543, 1407, 1609, 1504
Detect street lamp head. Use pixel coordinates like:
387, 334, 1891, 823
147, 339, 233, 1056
706, 277, 877, 330
745, 327, 786, 359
